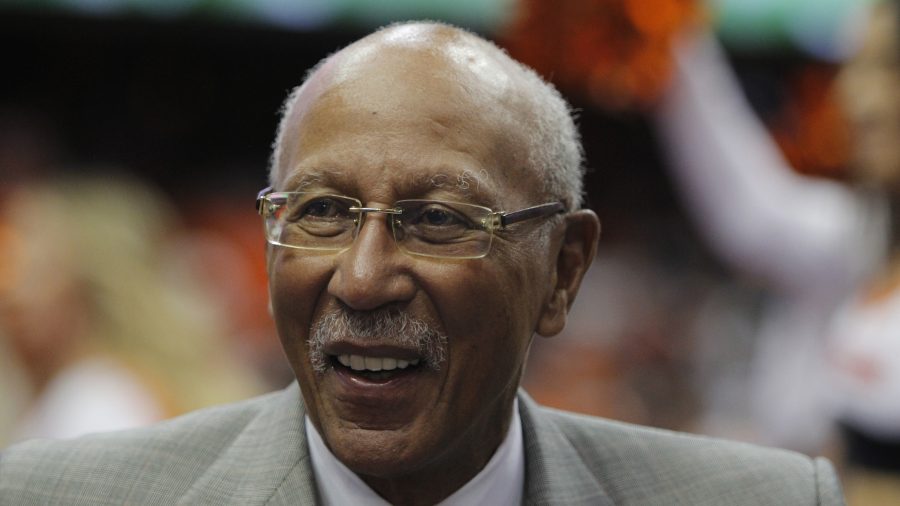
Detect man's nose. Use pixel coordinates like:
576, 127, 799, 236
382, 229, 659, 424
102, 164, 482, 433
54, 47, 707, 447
327, 210, 415, 311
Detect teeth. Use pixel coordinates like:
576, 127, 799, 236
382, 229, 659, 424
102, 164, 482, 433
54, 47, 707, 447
337, 354, 418, 372
364, 356, 382, 371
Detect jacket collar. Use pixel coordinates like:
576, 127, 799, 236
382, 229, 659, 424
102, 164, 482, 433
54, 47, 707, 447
178, 383, 611, 505
518, 392, 614, 505
177, 382, 317, 505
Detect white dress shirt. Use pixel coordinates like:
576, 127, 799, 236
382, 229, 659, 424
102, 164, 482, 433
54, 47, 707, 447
306, 399, 524, 506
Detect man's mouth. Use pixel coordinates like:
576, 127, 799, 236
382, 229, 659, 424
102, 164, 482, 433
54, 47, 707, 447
329, 353, 423, 382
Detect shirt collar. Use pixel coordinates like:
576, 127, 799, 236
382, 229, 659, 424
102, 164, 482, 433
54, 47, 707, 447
305, 398, 524, 506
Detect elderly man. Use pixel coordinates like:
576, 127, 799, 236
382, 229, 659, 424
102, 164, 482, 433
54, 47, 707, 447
0, 22, 843, 505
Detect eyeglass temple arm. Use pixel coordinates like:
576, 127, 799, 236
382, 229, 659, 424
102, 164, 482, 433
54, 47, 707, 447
499, 202, 565, 228
256, 186, 273, 213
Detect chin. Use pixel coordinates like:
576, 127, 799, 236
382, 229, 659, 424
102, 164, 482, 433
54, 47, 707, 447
327, 427, 430, 479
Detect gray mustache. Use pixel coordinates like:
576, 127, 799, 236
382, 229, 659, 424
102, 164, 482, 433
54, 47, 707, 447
308, 306, 448, 373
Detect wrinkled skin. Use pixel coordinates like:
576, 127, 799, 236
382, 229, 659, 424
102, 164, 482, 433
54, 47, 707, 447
267, 23, 599, 506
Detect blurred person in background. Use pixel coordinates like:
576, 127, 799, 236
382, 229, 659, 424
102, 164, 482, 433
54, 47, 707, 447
0, 174, 262, 444
653, 0, 900, 503
655, 1, 884, 453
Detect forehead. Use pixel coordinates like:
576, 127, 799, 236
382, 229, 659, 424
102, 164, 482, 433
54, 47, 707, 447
276, 28, 541, 206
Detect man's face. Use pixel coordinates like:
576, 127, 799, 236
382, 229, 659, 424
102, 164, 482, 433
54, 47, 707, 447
267, 34, 558, 488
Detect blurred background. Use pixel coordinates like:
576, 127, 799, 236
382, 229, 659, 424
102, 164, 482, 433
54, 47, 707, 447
1, 0, 898, 503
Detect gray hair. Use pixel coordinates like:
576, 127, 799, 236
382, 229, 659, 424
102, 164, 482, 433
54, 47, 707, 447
269, 21, 585, 210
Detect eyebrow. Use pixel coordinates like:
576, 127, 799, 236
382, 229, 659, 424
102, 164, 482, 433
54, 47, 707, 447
281, 171, 328, 192
409, 170, 500, 207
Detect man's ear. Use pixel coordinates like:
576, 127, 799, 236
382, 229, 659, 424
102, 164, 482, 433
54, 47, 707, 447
536, 209, 600, 337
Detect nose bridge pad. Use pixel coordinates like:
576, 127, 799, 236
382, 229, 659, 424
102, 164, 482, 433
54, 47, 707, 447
350, 208, 401, 253
390, 215, 405, 245
352, 211, 364, 239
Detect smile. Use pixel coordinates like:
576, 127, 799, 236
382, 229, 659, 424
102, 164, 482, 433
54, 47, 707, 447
327, 350, 427, 384
335, 354, 421, 372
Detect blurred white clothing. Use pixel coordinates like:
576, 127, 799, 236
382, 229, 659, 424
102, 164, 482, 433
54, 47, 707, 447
829, 285, 900, 439
12, 356, 164, 443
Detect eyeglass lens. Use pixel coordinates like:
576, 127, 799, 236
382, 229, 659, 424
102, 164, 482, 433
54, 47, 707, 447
265, 194, 494, 258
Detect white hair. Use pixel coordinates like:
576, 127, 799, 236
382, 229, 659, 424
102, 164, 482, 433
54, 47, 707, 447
269, 21, 585, 210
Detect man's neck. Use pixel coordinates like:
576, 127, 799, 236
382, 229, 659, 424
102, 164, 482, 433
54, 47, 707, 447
362, 419, 509, 505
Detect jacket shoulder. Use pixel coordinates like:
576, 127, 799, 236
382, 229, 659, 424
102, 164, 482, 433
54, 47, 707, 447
0, 391, 280, 505
530, 405, 844, 505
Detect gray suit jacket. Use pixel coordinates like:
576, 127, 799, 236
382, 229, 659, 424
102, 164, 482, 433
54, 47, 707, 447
1, 383, 844, 505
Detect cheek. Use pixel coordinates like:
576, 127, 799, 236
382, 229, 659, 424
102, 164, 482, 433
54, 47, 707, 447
428, 261, 514, 330
268, 251, 334, 355
430, 261, 537, 382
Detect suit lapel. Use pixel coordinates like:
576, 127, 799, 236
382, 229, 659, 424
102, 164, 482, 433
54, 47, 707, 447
518, 392, 614, 506
177, 383, 319, 505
